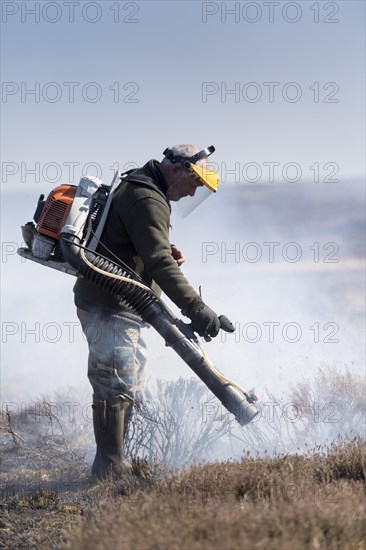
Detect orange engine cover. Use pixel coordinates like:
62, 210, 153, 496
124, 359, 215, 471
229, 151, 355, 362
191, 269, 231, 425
37, 184, 77, 238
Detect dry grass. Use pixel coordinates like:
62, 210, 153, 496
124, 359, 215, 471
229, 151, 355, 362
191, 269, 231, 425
1, 369, 365, 549
0, 443, 365, 549
58, 439, 365, 550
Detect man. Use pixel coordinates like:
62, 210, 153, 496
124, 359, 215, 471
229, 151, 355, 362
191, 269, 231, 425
75, 144, 230, 479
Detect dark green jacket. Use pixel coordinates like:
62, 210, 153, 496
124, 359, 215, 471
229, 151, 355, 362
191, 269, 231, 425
73, 160, 199, 314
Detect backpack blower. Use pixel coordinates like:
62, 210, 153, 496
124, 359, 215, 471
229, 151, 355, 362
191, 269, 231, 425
18, 172, 259, 426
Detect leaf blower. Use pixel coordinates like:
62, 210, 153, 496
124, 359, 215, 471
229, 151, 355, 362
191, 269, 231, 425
18, 172, 259, 426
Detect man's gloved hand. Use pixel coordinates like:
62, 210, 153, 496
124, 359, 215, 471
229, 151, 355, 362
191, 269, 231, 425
182, 297, 221, 338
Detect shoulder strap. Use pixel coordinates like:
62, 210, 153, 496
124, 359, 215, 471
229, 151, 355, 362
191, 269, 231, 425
119, 170, 171, 211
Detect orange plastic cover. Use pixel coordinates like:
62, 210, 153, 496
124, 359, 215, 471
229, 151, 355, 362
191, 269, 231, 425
37, 184, 77, 238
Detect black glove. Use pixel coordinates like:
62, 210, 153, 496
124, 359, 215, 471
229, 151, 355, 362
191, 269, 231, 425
182, 297, 221, 338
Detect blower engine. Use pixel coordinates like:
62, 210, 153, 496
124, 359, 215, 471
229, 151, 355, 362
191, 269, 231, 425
18, 172, 259, 426
20, 172, 118, 273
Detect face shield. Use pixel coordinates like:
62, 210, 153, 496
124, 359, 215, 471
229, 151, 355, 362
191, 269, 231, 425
175, 162, 219, 218
163, 145, 219, 218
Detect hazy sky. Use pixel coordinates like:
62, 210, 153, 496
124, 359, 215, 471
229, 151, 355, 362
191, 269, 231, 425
1, 0, 365, 187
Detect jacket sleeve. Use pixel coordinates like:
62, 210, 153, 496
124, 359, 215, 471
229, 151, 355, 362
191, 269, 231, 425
123, 193, 199, 310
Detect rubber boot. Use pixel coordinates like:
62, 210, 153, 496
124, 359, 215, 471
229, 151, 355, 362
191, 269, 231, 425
91, 394, 133, 479
123, 401, 134, 443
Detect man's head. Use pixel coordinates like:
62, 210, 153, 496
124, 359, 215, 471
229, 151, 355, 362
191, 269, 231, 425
160, 144, 215, 202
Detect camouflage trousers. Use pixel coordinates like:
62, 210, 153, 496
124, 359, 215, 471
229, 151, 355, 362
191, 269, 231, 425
77, 305, 147, 401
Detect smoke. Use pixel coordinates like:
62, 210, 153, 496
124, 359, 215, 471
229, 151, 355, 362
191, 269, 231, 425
2, 367, 364, 474
1, 181, 365, 412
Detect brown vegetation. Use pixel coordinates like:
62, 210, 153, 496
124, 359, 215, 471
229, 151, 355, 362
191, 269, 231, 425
1, 435, 364, 549
1, 368, 365, 549
58, 439, 365, 550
